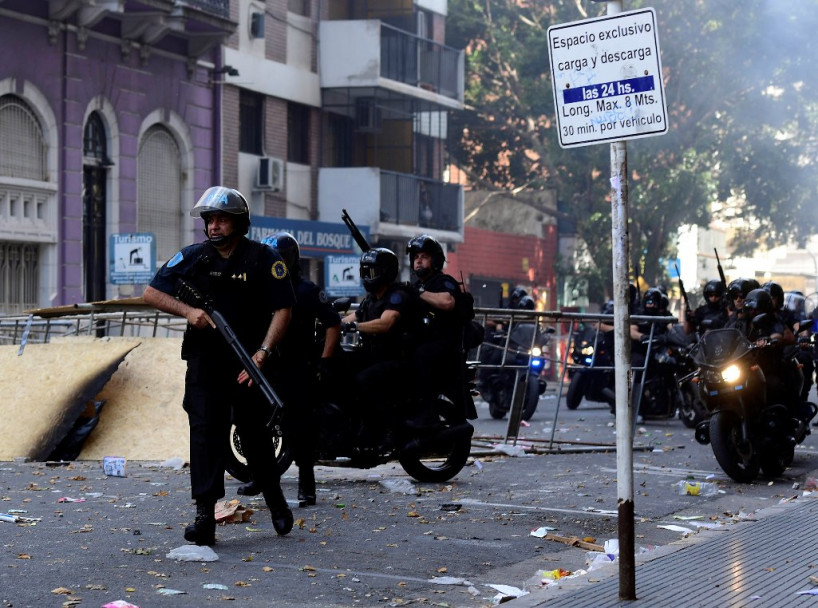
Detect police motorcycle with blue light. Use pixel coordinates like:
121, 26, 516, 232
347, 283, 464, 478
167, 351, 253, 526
566, 300, 616, 411
476, 288, 549, 421
690, 288, 818, 482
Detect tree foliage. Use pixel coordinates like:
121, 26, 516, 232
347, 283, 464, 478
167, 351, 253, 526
448, 0, 818, 300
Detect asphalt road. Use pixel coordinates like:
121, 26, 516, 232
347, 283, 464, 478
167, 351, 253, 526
2, 388, 817, 608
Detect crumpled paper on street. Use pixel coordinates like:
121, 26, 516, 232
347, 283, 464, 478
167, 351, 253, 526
215, 499, 254, 523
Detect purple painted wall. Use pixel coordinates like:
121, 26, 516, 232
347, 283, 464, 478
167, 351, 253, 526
2, 8, 224, 306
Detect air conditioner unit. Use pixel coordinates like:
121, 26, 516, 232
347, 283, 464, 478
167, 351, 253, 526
355, 98, 382, 133
256, 157, 284, 191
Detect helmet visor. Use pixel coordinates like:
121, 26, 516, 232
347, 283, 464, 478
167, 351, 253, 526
191, 187, 246, 218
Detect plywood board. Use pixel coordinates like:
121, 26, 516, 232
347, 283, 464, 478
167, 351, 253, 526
0, 339, 140, 460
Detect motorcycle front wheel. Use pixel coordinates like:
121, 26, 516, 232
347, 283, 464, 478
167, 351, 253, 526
522, 374, 541, 421
709, 411, 759, 483
225, 424, 293, 483
565, 371, 586, 410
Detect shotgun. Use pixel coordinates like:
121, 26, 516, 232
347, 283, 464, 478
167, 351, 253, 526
175, 278, 284, 432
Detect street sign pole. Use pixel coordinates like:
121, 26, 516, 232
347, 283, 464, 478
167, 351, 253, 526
548, 3, 667, 598
604, 0, 636, 600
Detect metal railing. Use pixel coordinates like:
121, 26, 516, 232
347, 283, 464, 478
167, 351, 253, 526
179, 0, 230, 19
0, 309, 186, 349
379, 171, 461, 232
380, 23, 463, 102
1, 305, 677, 447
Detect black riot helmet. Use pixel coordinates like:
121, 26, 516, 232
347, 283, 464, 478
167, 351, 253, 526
190, 186, 250, 244
509, 287, 528, 309
516, 295, 536, 310
703, 279, 725, 299
727, 278, 758, 306
703, 279, 725, 311
744, 288, 773, 317
407, 234, 445, 273
359, 247, 399, 292
642, 288, 667, 316
762, 281, 784, 306
263, 232, 301, 277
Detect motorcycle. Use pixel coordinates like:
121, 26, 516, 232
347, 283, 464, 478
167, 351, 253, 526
566, 321, 616, 411
632, 325, 705, 423
476, 319, 549, 421
226, 322, 476, 484
690, 327, 817, 482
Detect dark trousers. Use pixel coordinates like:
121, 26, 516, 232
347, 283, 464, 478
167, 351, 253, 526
274, 361, 316, 468
183, 356, 282, 503
413, 339, 460, 401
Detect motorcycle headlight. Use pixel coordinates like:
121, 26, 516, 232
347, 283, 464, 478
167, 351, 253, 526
581, 345, 595, 356
721, 364, 741, 383
531, 347, 543, 357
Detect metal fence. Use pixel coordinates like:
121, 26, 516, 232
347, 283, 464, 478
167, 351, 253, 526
0, 305, 676, 446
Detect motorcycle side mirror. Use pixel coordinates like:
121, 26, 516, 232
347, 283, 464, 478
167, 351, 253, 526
544, 327, 556, 334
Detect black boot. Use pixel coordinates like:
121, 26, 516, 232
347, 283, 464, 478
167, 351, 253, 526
263, 485, 293, 536
184, 500, 216, 546
298, 466, 316, 507
237, 479, 262, 496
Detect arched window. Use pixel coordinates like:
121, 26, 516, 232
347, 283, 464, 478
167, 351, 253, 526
0, 94, 47, 313
138, 125, 182, 262
0, 95, 46, 180
83, 111, 107, 162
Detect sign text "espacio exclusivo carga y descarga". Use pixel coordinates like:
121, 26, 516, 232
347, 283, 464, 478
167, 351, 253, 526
547, 9, 668, 148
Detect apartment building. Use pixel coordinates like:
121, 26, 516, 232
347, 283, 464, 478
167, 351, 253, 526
223, 0, 465, 289
0, 0, 464, 312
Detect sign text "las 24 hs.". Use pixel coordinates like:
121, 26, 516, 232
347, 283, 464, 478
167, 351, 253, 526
548, 8, 668, 148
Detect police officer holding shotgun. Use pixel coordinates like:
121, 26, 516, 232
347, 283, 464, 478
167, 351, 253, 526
143, 186, 296, 545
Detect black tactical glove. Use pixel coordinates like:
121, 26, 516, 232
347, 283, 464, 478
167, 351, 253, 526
341, 321, 358, 334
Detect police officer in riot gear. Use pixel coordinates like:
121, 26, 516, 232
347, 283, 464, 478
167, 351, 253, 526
407, 235, 461, 407
236, 232, 342, 507
684, 279, 729, 335
143, 187, 296, 544
341, 247, 417, 450
765, 282, 815, 401
630, 287, 671, 365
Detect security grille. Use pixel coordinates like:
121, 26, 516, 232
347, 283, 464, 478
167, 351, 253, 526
0, 242, 39, 314
137, 126, 182, 263
0, 95, 46, 180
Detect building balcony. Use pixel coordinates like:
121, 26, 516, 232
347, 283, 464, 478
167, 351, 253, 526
319, 20, 464, 111
318, 167, 463, 243
45, 0, 236, 58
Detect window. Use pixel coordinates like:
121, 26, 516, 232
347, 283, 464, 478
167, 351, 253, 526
138, 125, 182, 262
287, 102, 309, 164
240, 91, 264, 154
83, 112, 107, 161
0, 95, 46, 180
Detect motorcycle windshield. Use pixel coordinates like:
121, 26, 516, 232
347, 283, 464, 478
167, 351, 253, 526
690, 328, 752, 368
509, 322, 542, 348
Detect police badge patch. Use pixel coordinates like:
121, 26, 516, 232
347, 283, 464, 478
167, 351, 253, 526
168, 251, 184, 268
272, 260, 289, 279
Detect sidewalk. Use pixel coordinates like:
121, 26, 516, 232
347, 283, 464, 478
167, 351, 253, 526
509, 492, 818, 607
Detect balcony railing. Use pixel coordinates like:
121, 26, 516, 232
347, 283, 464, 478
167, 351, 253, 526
379, 171, 460, 232
380, 24, 463, 102
178, 0, 230, 19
